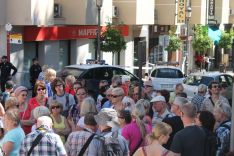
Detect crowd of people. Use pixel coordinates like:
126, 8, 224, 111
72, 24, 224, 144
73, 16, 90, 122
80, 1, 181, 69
0, 57, 232, 156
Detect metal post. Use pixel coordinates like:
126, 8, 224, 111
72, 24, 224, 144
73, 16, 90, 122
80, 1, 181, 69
138, 41, 143, 99
97, 6, 101, 61
185, 17, 189, 75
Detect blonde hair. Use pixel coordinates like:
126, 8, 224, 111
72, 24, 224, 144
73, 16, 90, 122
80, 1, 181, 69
45, 68, 56, 82
5, 108, 20, 126
5, 97, 19, 110
131, 103, 146, 138
80, 97, 97, 116
65, 75, 76, 84
150, 122, 172, 140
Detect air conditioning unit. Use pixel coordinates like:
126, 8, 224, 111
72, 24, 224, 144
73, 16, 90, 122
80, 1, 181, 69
112, 6, 119, 18
230, 9, 234, 15
54, 3, 62, 18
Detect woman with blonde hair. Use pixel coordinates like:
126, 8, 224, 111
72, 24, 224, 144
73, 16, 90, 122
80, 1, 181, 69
122, 103, 151, 155
44, 68, 56, 97
134, 122, 174, 156
49, 100, 71, 143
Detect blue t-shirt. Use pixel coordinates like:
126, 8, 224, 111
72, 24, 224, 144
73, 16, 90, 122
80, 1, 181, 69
2, 126, 25, 156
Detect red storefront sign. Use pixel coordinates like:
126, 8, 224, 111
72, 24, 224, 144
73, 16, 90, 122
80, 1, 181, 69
23, 25, 129, 41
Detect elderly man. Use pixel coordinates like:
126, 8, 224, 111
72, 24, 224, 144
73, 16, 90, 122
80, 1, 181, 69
143, 80, 154, 101
151, 95, 173, 127
191, 84, 207, 111
20, 116, 67, 156
171, 104, 206, 156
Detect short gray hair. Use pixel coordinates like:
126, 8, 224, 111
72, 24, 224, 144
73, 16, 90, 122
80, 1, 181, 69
112, 87, 124, 96
215, 102, 232, 119
198, 84, 207, 92
173, 97, 188, 107
181, 103, 197, 118
80, 97, 97, 116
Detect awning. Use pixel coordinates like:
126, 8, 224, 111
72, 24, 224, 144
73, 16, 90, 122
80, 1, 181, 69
208, 26, 221, 45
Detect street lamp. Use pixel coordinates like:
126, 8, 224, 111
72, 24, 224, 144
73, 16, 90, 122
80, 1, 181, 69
96, 0, 103, 61
185, 6, 192, 75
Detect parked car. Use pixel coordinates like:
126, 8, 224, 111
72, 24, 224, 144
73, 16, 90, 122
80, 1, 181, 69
149, 66, 185, 91
57, 64, 141, 96
183, 72, 233, 101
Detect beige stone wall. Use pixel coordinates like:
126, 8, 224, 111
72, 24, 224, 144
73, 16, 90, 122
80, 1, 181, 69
0, 0, 6, 25
229, 0, 234, 23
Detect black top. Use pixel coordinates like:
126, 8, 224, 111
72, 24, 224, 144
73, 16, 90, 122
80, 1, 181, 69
0, 62, 17, 81
171, 125, 206, 156
162, 116, 184, 149
30, 64, 42, 82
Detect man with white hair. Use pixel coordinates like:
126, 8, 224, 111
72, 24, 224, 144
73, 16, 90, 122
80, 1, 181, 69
20, 116, 67, 156
191, 84, 207, 111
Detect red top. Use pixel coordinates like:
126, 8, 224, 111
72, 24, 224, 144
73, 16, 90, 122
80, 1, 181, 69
20, 106, 32, 135
28, 97, 48, 111
65, 86, 75, 95
121, 84, 129, 96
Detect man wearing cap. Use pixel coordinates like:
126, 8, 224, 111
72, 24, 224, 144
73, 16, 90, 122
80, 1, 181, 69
0, 56, 17, 92
162, 97, 188, 149
143, 80, 154, 101
151, 95, 173, 127
87, 108, 129, 156
20, 116, 67, 156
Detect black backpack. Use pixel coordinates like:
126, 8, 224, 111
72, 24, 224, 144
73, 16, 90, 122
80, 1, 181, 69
203, 128, 218, 156
99, 131, 124, 156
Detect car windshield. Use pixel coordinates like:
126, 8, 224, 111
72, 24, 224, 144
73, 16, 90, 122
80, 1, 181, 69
184, 75, 214, 86
61, 67, 85, 77
151, 68, 183, 78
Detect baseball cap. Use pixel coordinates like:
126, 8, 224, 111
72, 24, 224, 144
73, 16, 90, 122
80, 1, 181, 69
150, 95, 166, 103
94, 108, 119, 128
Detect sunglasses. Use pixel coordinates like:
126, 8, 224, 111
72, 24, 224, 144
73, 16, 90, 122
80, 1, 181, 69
212, 85, 221, 89
51, 106, 60, 109
37, 88, 45, 91
111, 94, 122, 98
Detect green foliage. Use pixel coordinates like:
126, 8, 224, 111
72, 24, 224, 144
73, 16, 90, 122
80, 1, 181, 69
165, 35, 181, 52
218, 31, 233, 50
99, 23, 126, 53
192, 25, 213, 55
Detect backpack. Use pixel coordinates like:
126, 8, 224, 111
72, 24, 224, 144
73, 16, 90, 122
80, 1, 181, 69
203, 128, 218, 156
99, 131, 124, 156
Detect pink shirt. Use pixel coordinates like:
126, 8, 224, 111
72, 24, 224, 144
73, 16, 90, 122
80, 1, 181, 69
121, 120, 151, 155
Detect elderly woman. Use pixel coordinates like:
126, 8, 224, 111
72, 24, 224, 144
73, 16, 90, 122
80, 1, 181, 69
2, 108, 25, 156
213, 102, 232, 156
28, 81, 48, 111
50, 100, 71, 143
14, 86, 34, 134
134, 122, 173, 156
111, 87, 125, 111
5, 97, 18, 111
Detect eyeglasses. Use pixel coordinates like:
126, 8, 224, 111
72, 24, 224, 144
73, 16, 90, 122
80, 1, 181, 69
55, 84, 63, 87
51, 106, 60, 109
111, 94, 122, 98
37, 88, 45, 91
76, 92, 86, 96
212, 85, 221, 89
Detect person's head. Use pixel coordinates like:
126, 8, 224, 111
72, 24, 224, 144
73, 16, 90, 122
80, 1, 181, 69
111, 75, 122, 88
171, 97, 188, 115
105, 88, 113, 101
175, 83, 184, 95
32, 58, 38, 64
121, 75, 131, 86
144, 81, 153, 94
84, 113, 97, 132
5, 81, 14, 92
44, 68, 56, 82
150, 96, 166, 114
65, 75, 76, 88
80, 97, 97, 116
76, 87, 88, 103
14, 86, 28, 104
49, 100, 63, 115
197, 84, 207, 96
196, 111, 215, 131
73, 81, 82, 93
111, 87, 125, 106
41, 65, 49, 72
176, 92, 187, 98
213, 102, 231, 123
99, 80, 109, 89
51, 77, 65, 95
131, 103, 146, 138
34, 80, 46, 96
159, 90, 170, 103
36, 116, 53, 129
99, 84, 109, 95
5, 97, 19, 111
150, 122, 172, 144
122, 96, 135, 112
220, 82, 228, 96
94, 108, 119, 131
33, 106, 50, 119
117, 109, 132, 127
1, 56, 7, 63
3, 108, 20, 130
208, 81, 220, 96
180, 103, 197, 125
136, 99, 150, 115
133, 86, 144, 102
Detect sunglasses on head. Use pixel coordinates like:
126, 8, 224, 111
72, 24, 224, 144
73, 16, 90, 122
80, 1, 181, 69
51, 106, 60, 109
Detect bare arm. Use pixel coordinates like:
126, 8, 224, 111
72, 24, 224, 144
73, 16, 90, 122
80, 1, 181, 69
2, 141, 14, 156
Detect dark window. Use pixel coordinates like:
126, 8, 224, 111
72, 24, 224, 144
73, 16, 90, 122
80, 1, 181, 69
61, 68, 84, 78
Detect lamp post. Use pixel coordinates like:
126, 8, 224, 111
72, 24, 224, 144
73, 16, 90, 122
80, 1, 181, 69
96, 0, 103, 62
185, 6, 192, 75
